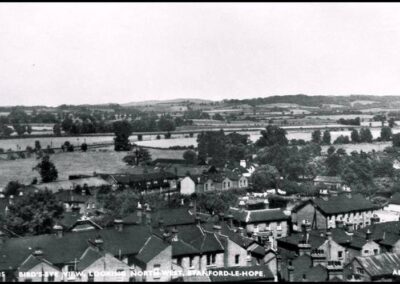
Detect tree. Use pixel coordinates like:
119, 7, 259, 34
311, 130, 321, 144
351, 129, 360, 143
5, 190, 64, 235
389, 118, 396, 128
123, 147, 152, 166
322, 130, 331, 145
4, 181, 22, 197
113, 120, 132, 151
197, 130, 227, 167
34, 155, 58, 183
157, 116, 176, 132
360, 128, 373, 143
13, 123, 25, 136
81, 143, 88, 152
255, 125, 288, 147
393, 133, 400, 147
34, 140, 41, 152
333, 135, 350, 144
183, 150, 197, 165
53, 123, 62, 136
213, 113, 224, 121
380, 126, 392, 141
251, 165, 280, 192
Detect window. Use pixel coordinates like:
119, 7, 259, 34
189, 256, 194, 268
363, 250, 369, 255
205, 184, 208, 190
207, 253, 216, 265
88, 272, 94, 282
374, 249, 378, 255
153, 264, 161, 279
47, 275, 55, 282
228, 182, 231, 187
177, 257, 182, 266
234, 254, 240, 264
338, 251, 343, 258
357, 267, 364, 275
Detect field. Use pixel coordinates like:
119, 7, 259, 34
0, 148, 186, 189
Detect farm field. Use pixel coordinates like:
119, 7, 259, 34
0, 148, 186, 189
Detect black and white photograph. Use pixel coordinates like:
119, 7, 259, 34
2, 2, 400, 282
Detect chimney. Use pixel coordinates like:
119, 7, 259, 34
114, 218, 123, 232
327, 261, 344, 280
345, 222, 354, 235
137, 202, 143, 224
288, 260, 295, 282
365, 229, 372, 241
226, 214, 234, 227
145, 206, 152, 225
371, 214, 380, 225
326, 229, 333, 241
276, 255, 282, 274
8, 195, 14, 205
213, 225, 222, 235
238, 227, 246, 237
311, 249, 326, 267
239, 200, 246, 211
53, 224, 64, 238
94, 235, 104, 250
301, 220, 312, 233
171, 227, 179, 242
195, 215, 201, 225
33, 248, 44, 258
264, 199, 269, 209
320, 190, 329, 201
162, 231, 171, 241
298, 240, 312, 256
335, 219, 344, 229
218, 212, 225, 222
158, 218, 165, 232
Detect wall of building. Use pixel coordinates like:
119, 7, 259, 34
18, 262, 62, 282
80, 253, 131, 282
223, 238, 248, 268
180, 177, 195, 195
199, 252, 224, 272
144, 245, 173, 282
318, 239, 347, 263
246, 220, 289, 239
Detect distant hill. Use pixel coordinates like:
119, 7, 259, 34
122, 98, 213, 107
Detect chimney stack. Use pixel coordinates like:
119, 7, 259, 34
94, 235, 104, 250
213, 225, 222, 235
264, 199, 269, 209
301, 220, 312, 233
137, 202, 143, 224
33, 248, 44, 258
171, 227, 179, 242
345, 222, 354, 235
8, 195, 14, 205
158, 218, 165, 232
365, 229, 372, 241
371, 214, 380, 225
238, 227, 246, 237
53, 224, 64, 238
145, 206, 152, 225
195, 215, 201, 225
288, 260, 295, 282
218, 212, 225, 222
226, 214, 234, 227
335, 219, 344, 229
114, 218, 123, 232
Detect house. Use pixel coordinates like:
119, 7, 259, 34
208, 265, 275, 282
180, 176, 196, 195
228, 205, 290, 241
54, 190, 98, 215
291, 193, 381, 231
380, 192, 400, 222
313, 175, 344, 190
345, 252, 400, 281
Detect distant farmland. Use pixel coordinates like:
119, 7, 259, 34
0, 148, 186, 189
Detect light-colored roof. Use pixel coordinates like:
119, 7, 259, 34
34, 177, 110, 193
355, 252, 400, 277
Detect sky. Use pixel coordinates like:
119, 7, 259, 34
2, 3, 400, 106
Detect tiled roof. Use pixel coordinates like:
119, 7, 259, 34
228, 207, 289, 223
0, 224, 152, 271
18, 254, 59, 273
278, 232, 326, 250
355, 253, 400, 278
312, 194, 379, 215
314, 176, 343, 184
176, 225, 224, 254
172, 239, 199, 257
208, 265, 274, 282
134, 235, 169, 268
151, 207, 196, 227
390, 193, 400, 205
76, 247, 103, 271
